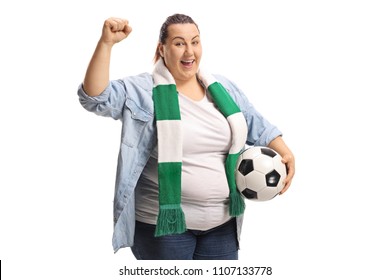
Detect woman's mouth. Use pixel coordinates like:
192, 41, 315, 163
181, 59, 195, 67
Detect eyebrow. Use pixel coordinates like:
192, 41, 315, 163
172, 35, 200, 41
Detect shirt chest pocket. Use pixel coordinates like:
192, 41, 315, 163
121, 99, 154, 148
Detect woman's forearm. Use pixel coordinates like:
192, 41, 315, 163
83, 40, 113, 97
268, 136, 293, 158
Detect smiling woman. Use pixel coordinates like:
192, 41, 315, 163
154, 15, 204, 101
77, 13, 295, 260
158, 23, 204, 100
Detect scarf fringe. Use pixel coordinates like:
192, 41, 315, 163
154, 205, 186, 237
229, 190, 246, 216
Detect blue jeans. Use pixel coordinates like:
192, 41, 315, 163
131, 218, 239, 260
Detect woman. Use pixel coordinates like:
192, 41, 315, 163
78, 14, 295, 260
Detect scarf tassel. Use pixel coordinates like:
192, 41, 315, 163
226, 153, 246, 216
154, 205, 186, 237
229, 190, 246, 216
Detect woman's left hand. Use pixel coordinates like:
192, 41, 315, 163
280, 153, 295, 195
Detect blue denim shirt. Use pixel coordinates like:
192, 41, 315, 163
78, 72, 282, 252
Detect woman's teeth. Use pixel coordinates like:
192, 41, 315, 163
181, 60, 194, 65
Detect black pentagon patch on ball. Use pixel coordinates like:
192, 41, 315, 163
265, 170, 281, 187
261, 148, 277, 158
238, 159, 254, 176
241, 188, 258, 199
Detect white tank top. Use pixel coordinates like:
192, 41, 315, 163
135, 91, 232, 230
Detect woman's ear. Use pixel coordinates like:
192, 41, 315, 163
158, 44, 164, 58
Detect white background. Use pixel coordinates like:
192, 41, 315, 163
1, 0, 389, 279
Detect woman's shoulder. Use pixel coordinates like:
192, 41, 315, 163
213, 74, 241, 93
212, 74, 246, 103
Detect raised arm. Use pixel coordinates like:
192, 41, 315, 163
83, 18, 132, 97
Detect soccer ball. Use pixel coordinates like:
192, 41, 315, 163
235, 146, 287, 201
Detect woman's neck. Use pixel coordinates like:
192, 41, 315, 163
176, 77, 205, 101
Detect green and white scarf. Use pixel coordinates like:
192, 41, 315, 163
152, 59, 248, 237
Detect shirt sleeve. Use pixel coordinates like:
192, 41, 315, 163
77, 80, 128, 120
77, 73, 153, 121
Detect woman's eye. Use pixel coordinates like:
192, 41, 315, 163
175, 42, 185, 46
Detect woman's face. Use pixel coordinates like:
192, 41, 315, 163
159, 23, 202, 84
